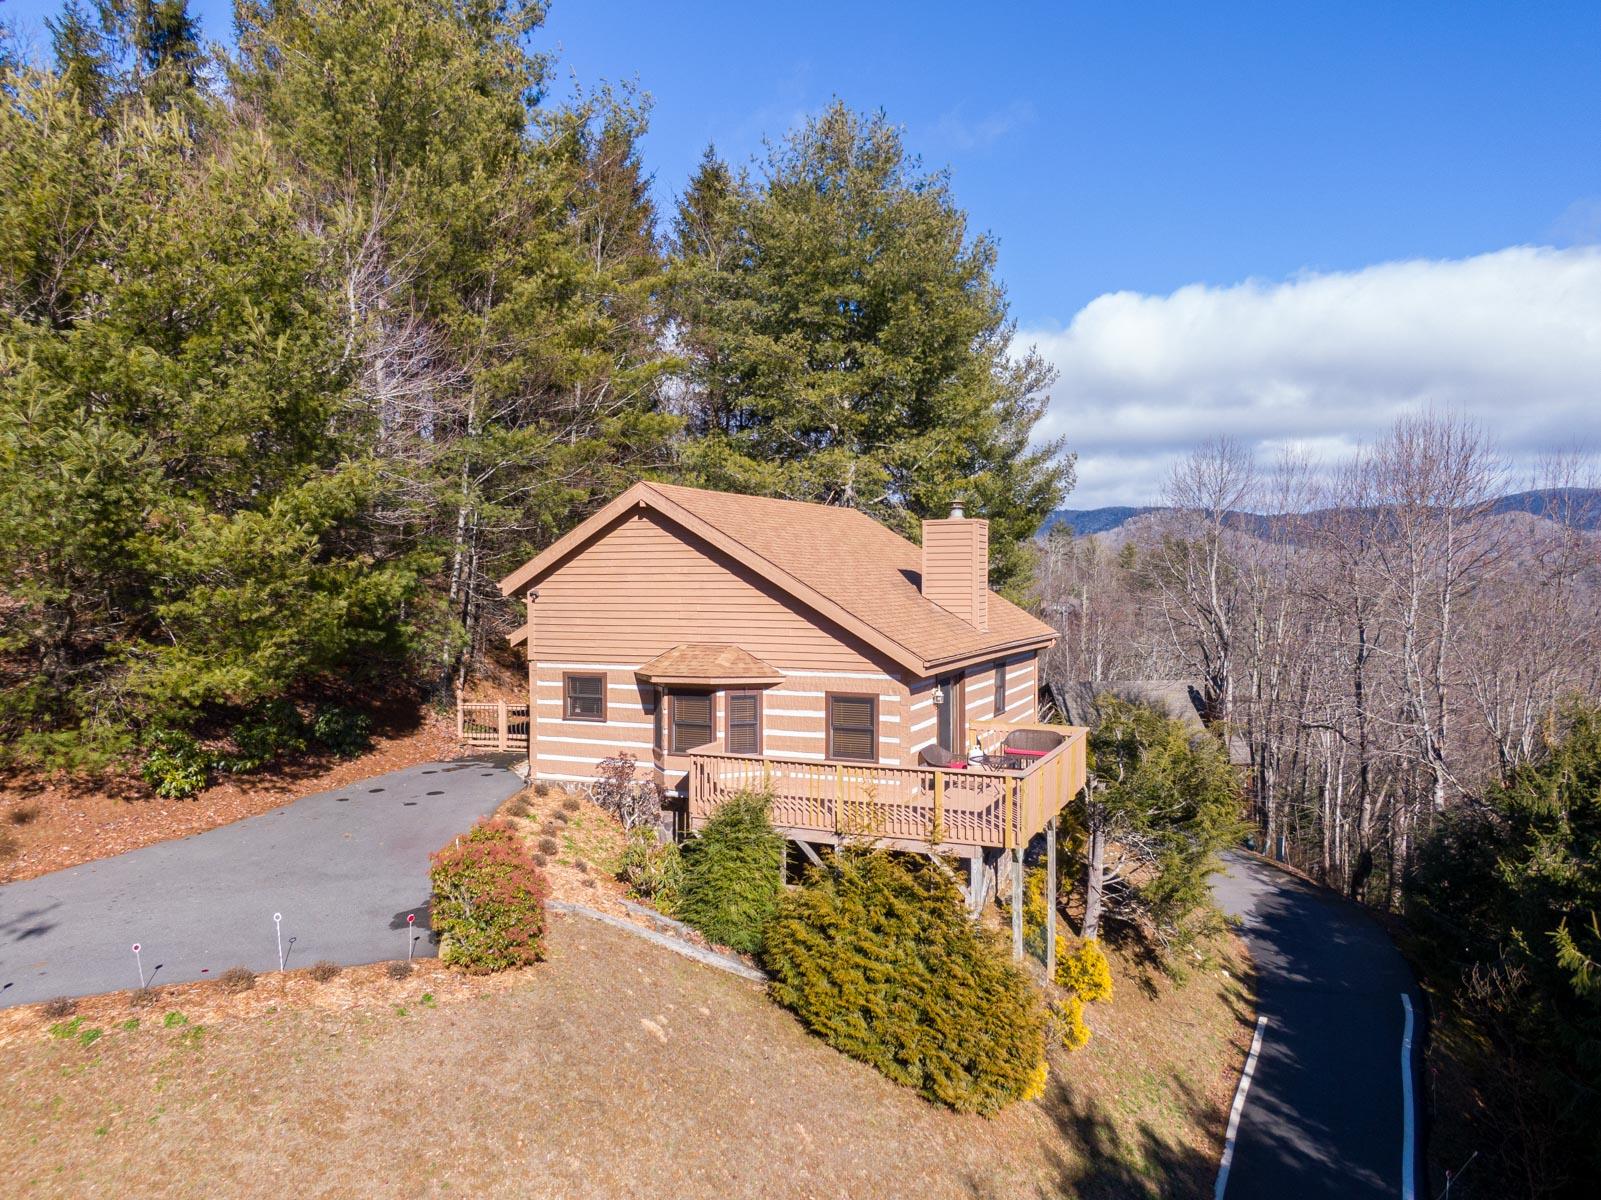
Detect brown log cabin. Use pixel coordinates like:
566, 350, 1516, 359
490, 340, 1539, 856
497, 481, 1087, 912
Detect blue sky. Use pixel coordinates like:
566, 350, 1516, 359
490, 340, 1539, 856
6, 0, 1600, 504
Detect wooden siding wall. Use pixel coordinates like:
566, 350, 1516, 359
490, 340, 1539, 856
533, 510, 895, 671
527, 508, 913, 784
904, 654, 1040, 761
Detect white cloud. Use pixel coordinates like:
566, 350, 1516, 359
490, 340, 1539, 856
929, 101, 1036, 153
1024, 245, 1601, 508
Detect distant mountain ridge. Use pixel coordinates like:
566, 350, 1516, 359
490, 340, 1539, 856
1042, 488, 1601, 537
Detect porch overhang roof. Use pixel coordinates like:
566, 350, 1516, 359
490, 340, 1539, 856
634, 643, 783, 687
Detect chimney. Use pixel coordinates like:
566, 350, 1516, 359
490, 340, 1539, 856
921, 502, 989, 630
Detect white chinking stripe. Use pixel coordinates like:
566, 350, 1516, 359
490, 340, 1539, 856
543, 718, 653, 730
778, 668, 898, 682
534, 681, 649, 693
537, 661, 645, 671
541, 737, 652, 751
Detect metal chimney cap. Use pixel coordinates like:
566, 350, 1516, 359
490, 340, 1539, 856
949, 500, 965, 519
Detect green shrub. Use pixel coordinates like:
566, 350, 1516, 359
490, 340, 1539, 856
429, 820, 549, 973
140, 730, 211, 798
1062, 939, 1114, 1004
1052, 996, 1091, 1051
621, 826, 683, 914
225, 699, 308, 771
677, 791, 785, 954
762, 851, 1048, 1115
310, 703, 372, 758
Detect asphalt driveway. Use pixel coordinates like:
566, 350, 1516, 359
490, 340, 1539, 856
0, 759, 523, 1008
1211, 851, 1425, 1200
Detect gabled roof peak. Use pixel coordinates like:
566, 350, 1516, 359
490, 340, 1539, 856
499, 481, 1056, 675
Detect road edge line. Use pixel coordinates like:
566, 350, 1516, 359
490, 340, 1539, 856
1401, 992, 1417, 1200
1214, 1013, 1268, 1199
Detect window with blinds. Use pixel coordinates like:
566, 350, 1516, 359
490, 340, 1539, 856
670, 692, 714, 754
563, 673, 605, 721
827, 693, 877, 762
993, 661, 1006, 717
726, 692, 761, 755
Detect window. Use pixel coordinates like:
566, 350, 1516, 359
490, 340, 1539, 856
993, 661, 1007, 717
563, 673, 605, 722
647, 687, 663, 751
670, 692, 714, 754
726, 692, 762, 755
827, 693, 878, 762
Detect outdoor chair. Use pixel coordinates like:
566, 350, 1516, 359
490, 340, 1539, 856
1001, 727, 1064, 759
919, 744, 969, 769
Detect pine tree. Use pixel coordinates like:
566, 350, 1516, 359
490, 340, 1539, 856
47, 2, 113, 115
233, 1, 675, 689
676, 791, 785, 953
667, 103, 1073, 594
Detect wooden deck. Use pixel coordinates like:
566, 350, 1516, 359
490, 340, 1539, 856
687, 720, 1088, 853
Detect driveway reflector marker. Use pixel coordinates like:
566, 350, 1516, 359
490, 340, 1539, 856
131, 943, 145, 989
1214, 1014, 1268, 1199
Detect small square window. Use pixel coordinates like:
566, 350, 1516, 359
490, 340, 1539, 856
827, 693, 877, 762
563, 673, 606, 722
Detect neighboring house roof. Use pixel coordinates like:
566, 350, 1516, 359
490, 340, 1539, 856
499, 481, 1057, 676
1046, 679, 1252, 765
635, 643, 784, 687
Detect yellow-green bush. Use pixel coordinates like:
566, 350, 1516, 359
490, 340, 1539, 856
762, 850, 1047, 1115
1061, 939, 1114, 1003
1052, 995, 1090, 1051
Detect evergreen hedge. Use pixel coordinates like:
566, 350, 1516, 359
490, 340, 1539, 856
676, 791, 785, 953
762, 850, 1048, 1115
429, 820, 549, 973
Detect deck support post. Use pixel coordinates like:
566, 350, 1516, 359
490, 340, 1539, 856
1011, 847, 1024, 960
1045, 819, 1058, 981
967, 854, 984, 914
794, 838, 826, 870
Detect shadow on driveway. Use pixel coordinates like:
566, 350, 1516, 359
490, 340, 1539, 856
0, 759, 522, 1008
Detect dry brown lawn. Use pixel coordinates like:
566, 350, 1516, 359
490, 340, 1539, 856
0, 911, 1252, 1199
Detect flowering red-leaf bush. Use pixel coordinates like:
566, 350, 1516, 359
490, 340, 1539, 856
429, 819, 550, 974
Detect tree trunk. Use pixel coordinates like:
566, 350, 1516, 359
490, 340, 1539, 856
1082, 821, 1106, 940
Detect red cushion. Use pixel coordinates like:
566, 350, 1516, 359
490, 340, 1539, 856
1004, 746, 1048, 758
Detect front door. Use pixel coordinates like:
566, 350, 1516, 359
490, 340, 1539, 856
936, 673, 965, 754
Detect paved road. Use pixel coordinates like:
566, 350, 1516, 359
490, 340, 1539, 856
1211, 851, 1425, 1200
0, 759, 522, 1008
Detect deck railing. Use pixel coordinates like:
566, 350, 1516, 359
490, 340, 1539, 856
688, 722, 1087, 851
456, 697, 530, 751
